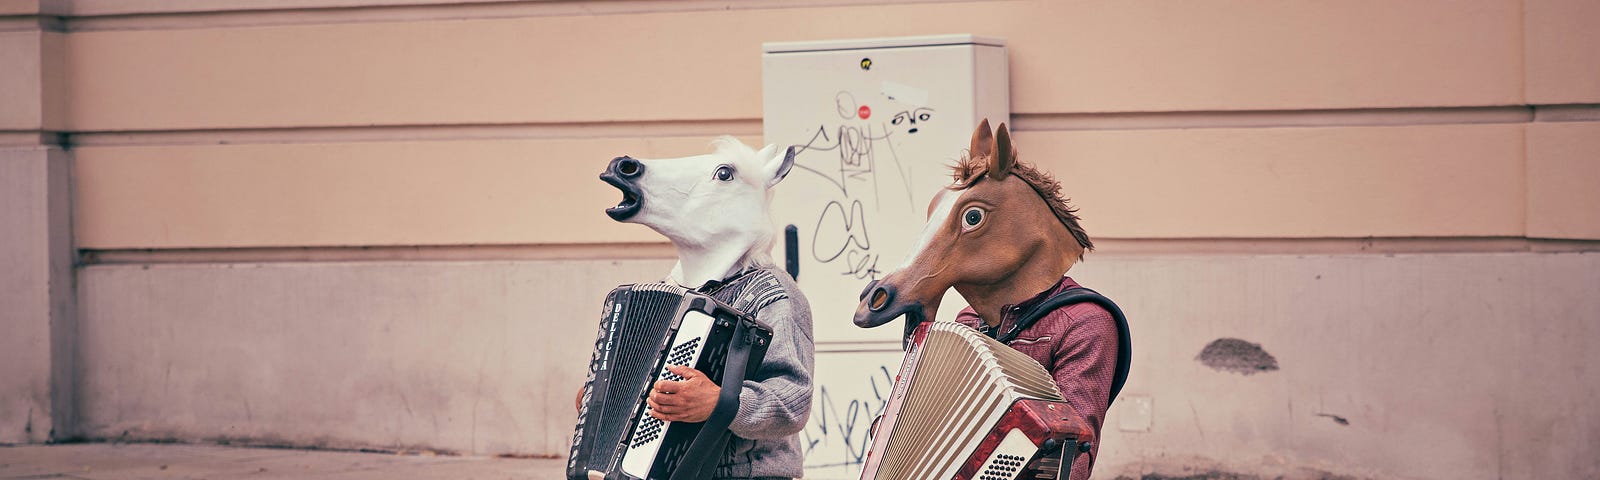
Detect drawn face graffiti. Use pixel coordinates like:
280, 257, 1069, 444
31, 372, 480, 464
890, 108, 934, 134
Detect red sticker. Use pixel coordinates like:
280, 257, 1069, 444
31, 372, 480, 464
858, 105, 871, 119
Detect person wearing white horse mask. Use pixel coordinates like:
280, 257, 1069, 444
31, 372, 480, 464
593, 137, 813, 479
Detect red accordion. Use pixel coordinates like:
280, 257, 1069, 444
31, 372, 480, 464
860, 322, 1096, 480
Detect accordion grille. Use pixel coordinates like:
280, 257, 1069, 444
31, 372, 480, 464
571, 282, 688, 474
875, 322, 1063, 480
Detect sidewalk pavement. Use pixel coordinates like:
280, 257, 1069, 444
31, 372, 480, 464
0, 443, 567, 479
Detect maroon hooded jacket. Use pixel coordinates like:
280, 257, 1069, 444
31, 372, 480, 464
954, 276, 1119, 480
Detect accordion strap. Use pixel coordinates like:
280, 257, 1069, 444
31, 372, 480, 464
668, 318, 753, 480
1000, 287, 1133, 407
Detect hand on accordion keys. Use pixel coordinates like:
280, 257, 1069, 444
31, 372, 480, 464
647, 364, 722, 423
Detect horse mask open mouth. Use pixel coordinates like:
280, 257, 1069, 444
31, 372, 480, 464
600, 156, 644, 221
594, 140, 799, 288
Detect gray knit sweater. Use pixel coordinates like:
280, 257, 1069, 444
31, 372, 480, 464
699, 267, 814, 479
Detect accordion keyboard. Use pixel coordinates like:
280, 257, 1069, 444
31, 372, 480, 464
619, 310, 716, 478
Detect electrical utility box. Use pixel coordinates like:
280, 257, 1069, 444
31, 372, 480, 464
762, 34, 1009, 479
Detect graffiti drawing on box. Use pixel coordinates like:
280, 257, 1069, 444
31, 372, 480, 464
792, 89, 935, 283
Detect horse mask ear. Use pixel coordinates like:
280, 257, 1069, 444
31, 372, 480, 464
991, 122, 1017, 179
759, 144, 798, 188
969, 119, 995, 166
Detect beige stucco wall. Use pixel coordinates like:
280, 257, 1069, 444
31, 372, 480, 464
1, 16, 74, 445
3, 0, 1599, 478
42, 0, 1600, 248
45, 0, 1591, 247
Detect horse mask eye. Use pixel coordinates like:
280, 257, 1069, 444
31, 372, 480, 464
714, 165, 735, 182
962, 207, 985, 230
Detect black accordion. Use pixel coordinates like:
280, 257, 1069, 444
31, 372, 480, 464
568, 282, 773, 480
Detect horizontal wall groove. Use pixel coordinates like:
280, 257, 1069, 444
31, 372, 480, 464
57, 104, 1600, 147
55, 0, 989, 32
1088, 237, 1600, 256
1012, 105, 1580, 132
1533, 104, 1600, 122
0, 132, 65, 147
80, 243, 680, 265
0, 16, 64, 32
79, 237, 1600, 266
61, 119, 764, 147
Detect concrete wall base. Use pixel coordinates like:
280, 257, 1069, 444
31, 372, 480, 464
72, 252, 1600, 479
1072, 252, 1600, 480
76, 258, 673, 455
0, 147, 75, 444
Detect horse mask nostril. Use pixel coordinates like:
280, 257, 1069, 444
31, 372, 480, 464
615, 157, 642, 177
868, 286, 892, 312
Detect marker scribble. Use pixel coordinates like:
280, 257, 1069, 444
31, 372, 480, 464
802, 366, 896, 469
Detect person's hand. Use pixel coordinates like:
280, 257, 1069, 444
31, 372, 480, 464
575, 385, 585, 411
647, 365, 721, 423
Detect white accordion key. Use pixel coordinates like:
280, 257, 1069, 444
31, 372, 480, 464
974, 428, 1036, 480
620, 310, 716, 479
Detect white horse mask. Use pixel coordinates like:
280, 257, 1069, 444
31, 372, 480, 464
600, 137, 797, 288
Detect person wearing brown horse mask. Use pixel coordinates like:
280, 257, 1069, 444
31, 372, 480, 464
854, 119, 1131, 480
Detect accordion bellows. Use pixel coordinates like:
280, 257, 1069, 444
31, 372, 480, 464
571, 283, 687, 468
862, 321, 1093, 480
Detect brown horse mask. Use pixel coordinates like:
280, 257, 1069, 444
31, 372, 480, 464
853, 119, 1093, 335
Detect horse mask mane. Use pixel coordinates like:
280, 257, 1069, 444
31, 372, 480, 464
950, 135, 1094, 254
